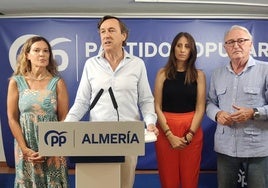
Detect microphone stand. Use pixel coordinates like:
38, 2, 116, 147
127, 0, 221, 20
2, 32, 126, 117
108, 87, 119, 121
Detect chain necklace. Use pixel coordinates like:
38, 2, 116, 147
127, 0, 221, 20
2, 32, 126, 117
29, 72, 48, 81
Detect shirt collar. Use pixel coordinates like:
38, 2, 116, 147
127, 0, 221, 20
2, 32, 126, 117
97, 48, 131, 60
226, 56, 255, 73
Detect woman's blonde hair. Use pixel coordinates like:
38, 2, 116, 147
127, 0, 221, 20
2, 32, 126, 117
13, 36, 58, 76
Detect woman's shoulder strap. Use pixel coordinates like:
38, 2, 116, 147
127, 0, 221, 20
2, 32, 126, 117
47, 76, 60, 90
12, 75, 28, 91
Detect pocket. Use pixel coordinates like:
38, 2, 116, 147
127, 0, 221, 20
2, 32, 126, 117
214, 126, 228, 150
216, 87, 227, 106
216, 87, 227, 96
243, 127, 262, 143
243, 127, 261, 135
216, 125, 224, 135
243, 86, 260, 105
243, 86, 260, 95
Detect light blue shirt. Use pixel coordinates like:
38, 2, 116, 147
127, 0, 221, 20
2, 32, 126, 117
65, 49, 157, 127
206, 56, 268, 157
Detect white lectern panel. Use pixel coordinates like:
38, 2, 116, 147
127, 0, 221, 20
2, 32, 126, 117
38, 121, 145, 156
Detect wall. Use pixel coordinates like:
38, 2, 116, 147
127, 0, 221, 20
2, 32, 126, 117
0, 17, 268, 169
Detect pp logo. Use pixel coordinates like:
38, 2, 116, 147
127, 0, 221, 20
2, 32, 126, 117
44, 130, 67, 147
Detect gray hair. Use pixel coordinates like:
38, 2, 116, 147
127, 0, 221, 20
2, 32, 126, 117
224, 25, 253, 41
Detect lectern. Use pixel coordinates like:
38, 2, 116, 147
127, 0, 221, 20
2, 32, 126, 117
38, 121, 145, 188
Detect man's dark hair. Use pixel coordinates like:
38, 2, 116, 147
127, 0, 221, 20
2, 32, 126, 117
97, 15, 129, 46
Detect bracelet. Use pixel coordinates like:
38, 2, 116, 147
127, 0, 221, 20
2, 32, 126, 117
184, 129, 195, 137
184, 135, 190, 145
188, 129, 195, 136
165, 131, 172, 137
164, 129, 170, 136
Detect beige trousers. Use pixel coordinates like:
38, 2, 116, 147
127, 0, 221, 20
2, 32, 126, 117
120, 156, 138, 188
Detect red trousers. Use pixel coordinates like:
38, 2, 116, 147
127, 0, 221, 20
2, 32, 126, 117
155, 111, 203, 188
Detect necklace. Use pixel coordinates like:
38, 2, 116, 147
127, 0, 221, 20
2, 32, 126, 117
29, 72, 48, 81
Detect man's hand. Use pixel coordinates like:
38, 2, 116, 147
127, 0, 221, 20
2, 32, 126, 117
216, 110, 234, 126
147, 124, 159, 136
230, 105, 254, 123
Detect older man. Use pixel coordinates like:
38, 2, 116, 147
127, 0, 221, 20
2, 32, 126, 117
206, 25, 268, 188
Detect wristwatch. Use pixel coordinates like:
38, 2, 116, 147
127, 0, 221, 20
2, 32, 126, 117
253, 108, 260, 119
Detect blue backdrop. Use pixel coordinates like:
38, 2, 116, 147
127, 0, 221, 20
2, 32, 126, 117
1, 18, 268, 170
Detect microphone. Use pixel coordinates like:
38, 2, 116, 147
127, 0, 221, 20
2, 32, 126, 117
108, 87, 119, 121
108, 87, 118, 109
89, 88, 104, 110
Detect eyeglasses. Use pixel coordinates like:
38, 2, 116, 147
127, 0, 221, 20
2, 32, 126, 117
224, 38, 250, 47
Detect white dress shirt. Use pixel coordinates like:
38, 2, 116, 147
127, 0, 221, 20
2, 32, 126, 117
65, 49, 157, 127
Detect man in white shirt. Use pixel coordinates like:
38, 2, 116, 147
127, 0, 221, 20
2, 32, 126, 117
65, 15, 158, 188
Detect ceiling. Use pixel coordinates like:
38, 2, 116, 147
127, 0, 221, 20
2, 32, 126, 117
0, 0, 268, 18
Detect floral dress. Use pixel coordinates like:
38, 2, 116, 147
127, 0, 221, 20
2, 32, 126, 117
13, 75, 69, 188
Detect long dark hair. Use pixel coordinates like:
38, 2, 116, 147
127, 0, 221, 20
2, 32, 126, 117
164, 32, 198, 84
